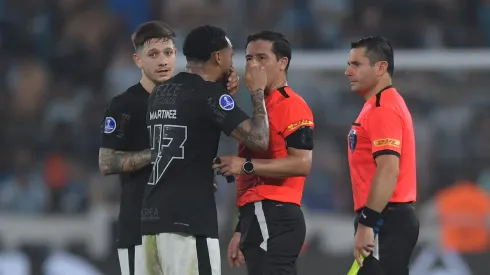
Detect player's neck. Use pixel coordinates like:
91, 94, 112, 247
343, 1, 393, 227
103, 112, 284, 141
140, 75, 156, 94
186, 62, 220, 82
266, 78, 288, 96
363, 77, 392, 101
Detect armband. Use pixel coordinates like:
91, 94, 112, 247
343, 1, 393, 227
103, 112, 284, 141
285, 126, 314, 150
358, 207, 384, 233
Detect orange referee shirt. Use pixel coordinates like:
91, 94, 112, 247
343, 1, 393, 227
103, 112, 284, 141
348, 86, 417, 211
236, 87, 314, 207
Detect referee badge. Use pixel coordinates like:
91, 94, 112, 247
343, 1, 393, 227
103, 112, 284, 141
219, 94, 235, 111
104, 117, 116, 134
348, 129, 357, 152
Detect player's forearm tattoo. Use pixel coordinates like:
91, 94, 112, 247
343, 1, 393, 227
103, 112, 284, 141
98, 148, 152, 175
233, 88, 269, 151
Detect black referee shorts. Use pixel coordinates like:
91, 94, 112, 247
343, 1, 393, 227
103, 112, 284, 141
355, 203, 420, 275
239, 200, 306, 275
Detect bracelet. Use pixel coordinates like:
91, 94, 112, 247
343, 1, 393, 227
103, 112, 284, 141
358, 207, 384, 233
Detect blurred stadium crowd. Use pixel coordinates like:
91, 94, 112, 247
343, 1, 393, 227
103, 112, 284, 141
0, 0, 489, 216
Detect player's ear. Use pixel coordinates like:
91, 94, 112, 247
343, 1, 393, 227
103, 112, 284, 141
279, 57, 288, 71
133, 52, 142, 69
376, 61, 388, 76
211, 51, 221, 65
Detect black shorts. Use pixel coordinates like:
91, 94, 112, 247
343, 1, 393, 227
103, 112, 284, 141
238, 200, 306, 275
355, 203, 420, 275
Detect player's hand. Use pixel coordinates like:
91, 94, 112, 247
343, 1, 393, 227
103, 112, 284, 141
212, 156, 245, 176
227, 232, 245, 267
227, 68, 239, 96
353, 224, 375, 267
244, 61, 267, 92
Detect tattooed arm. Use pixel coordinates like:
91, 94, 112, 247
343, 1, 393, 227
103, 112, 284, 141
99, 93, 153, 176
230, 88, 269, 151
98, 148, 151, 176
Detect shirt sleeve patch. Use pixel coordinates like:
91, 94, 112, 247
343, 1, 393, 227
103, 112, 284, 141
104, 117, 117, 134
286, 120, 314, 132
373, 138, 400, 148
219, 94, 235, 111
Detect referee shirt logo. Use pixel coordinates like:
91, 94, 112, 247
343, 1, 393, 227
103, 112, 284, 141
373, 138, 401, 148
219, 94, 235, 111
104, 117, 116, 134
348, 129, 357, 152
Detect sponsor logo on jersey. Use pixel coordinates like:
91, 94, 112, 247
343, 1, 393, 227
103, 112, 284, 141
348, 129, 357, 152
104, 117, 116, 134
373, 138, 401, 148
286, 120, 314, 132
219, 94, 235, 111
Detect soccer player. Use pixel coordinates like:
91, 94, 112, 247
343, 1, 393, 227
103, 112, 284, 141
345, 36, 419, 275
98, 22, 239, 275
213, 31, 314, 275
141, 25, 270, 275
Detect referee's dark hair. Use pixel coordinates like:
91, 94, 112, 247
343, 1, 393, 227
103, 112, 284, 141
131, 21, 176, 51
246, 31, 292, 72
183, 25, 230, 63
351, 36, 394, 76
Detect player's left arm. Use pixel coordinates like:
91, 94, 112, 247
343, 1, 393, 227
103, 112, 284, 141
364, 107, 403, 215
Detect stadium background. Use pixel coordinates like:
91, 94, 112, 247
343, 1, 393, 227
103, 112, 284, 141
1, 0, 490, 274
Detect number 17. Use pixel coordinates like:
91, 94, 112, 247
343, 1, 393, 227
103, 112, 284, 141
147, 124, 187, 185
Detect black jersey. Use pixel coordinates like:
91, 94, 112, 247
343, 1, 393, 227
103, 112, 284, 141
142, 72, 249, 238
100, 83, 151, 248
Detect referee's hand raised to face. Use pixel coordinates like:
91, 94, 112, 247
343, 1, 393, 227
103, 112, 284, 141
244, 62, 267, 93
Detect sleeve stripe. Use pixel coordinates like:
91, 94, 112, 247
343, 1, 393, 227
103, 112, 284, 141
373, 149, 400, 159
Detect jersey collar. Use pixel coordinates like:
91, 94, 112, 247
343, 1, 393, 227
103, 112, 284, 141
367, 85, 394, 106
267, 86, 289, 100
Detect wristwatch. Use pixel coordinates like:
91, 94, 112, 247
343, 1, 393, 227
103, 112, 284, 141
242, 157, 254, 175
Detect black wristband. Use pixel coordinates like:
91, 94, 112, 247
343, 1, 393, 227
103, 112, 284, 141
358, 207, 384, 233
235, 219, 241, 232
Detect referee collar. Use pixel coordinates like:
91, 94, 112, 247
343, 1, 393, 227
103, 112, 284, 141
268, 86, 290, 99
367, 85, 394, 107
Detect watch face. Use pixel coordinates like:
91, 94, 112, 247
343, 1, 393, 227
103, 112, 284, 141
244, 162, 254, 173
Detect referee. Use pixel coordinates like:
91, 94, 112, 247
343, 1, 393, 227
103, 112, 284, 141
344, 36, 419, 275
213, 31, 314, 275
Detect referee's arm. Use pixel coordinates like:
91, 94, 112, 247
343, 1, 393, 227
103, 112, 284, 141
98, 99, 151, 176
365, 107, 403, 212
366, 155, 399, 212
251, 103, 314, 178
252, 126, 313, 178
